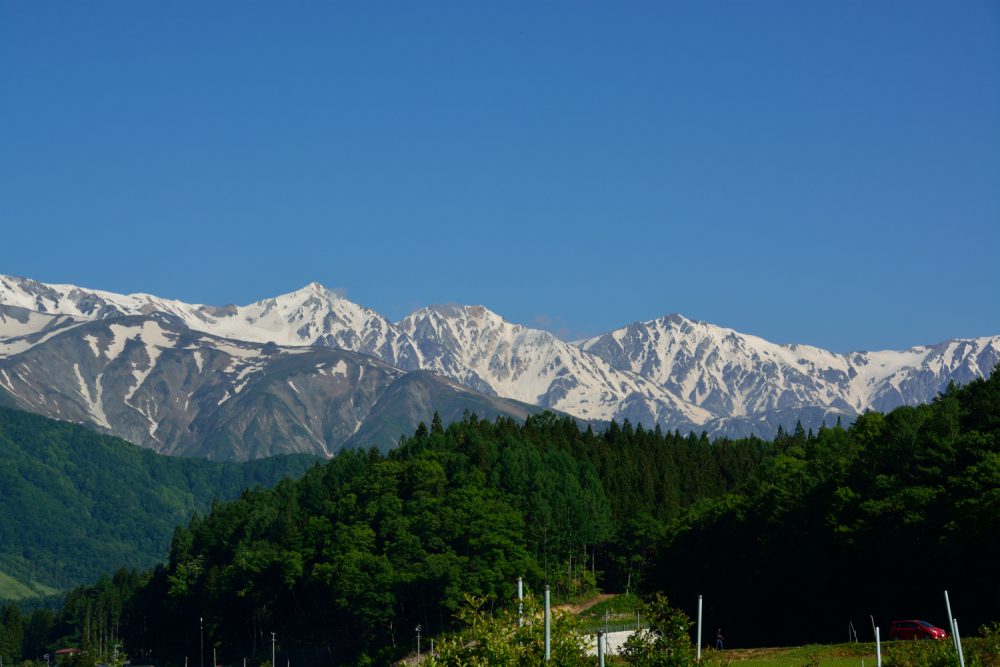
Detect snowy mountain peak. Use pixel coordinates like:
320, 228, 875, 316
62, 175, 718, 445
281, 281, 341, 301
2, 274, 997, 444
410, 303, 505, 324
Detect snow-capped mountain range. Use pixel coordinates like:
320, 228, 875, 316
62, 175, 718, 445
1, 274, 997, 459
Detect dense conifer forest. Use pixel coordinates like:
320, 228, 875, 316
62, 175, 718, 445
0, 369, 997, 666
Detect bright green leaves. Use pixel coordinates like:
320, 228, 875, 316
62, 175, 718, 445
619, 594, 697, 667
424, 594, 589, 667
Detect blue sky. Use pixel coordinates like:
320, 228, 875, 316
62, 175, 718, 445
2, 1, 997, 352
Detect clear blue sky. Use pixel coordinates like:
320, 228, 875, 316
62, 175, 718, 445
2, 1, 998, 352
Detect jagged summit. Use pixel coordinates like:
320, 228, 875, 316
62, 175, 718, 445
2, 273, 998, 453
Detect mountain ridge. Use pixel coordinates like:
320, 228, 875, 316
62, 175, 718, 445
2, 274, 997, 454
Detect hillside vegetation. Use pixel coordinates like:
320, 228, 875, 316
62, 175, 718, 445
0, 407, 317, 597
653, 370, 1000, 646
2, 368, 998, 666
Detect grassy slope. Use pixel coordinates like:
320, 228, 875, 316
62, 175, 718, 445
710, 644, 876, 666
0, 568, 58, 600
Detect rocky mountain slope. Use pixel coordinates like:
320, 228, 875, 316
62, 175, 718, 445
0, 308, 544, 459
1, 274, 997, 455
577, 314, 1000, 430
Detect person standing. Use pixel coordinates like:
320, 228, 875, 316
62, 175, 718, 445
716, 627, 724, 650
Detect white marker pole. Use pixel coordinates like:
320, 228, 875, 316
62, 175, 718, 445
954, 619, 965, 667
945, 591, 960, 657
875, 626, 882, 667
518, 576, 524, 627
544, 585, 551, 662
697, 595, 703, 662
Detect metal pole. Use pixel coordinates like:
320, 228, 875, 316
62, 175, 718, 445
200, 618, 204, 667
945, 591, 960, 657
597, 631, 605, 667
697, 595, 703, 662
954, 619, 965, 667
875, 626, 881, 667
518, 576, 524, 627
271, 632, 276, 667
213, 648, 216, 667
544, 585, 551, 662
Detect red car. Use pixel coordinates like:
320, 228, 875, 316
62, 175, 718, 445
889, 620, 949, 641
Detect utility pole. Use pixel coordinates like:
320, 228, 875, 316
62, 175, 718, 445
271, 632, 276, 667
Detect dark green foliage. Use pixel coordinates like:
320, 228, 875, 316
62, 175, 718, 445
0, 603, 25, 664
649, 367, 1000, 647
18, 367, 1000, 665
81, 411, 754, 667
0, 406, 317, 596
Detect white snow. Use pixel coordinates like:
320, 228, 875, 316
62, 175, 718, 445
84, 334, 101, 358
122, 321, 175, 402
73, 364, 111, 429
0, 369, 15, 396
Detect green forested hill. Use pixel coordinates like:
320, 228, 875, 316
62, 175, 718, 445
6, 369, 998, 666
95, 412, 763, 666
652, 369, 1000, 646
0, 406, 317, 599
